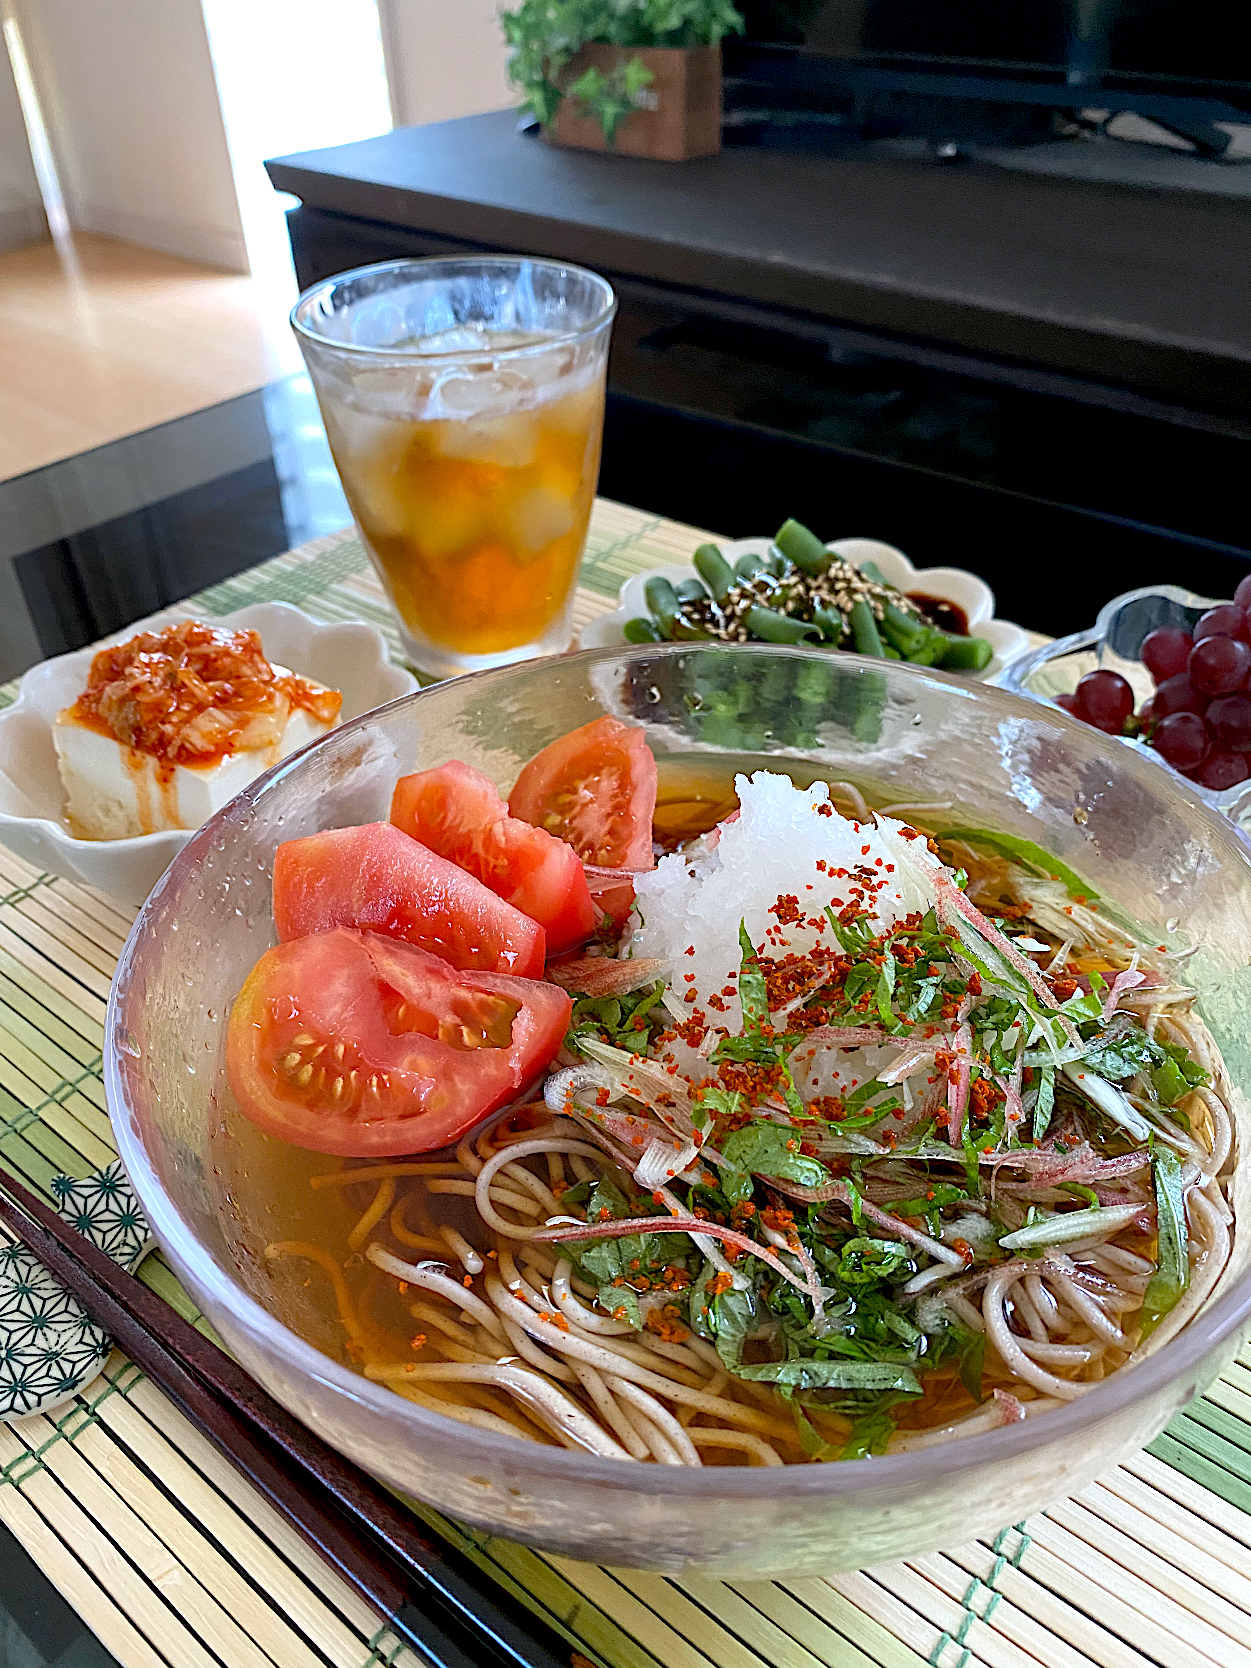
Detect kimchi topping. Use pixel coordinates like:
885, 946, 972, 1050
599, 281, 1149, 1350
67, 621, 342, 768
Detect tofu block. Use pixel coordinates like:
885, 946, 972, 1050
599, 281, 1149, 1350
55, 675, 336, 840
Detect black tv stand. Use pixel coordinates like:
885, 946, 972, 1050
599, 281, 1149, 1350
267, 108, 1251, 637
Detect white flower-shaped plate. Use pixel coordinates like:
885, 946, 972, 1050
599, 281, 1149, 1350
0, 601, 417, 905
579, 536, 1030, 681
0, 1161, 153, 1423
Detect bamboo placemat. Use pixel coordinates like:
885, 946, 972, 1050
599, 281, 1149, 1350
2, 499, 1251, 1668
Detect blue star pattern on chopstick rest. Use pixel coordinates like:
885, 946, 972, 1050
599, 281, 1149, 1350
0, 1162, 153, 1423
49, 1165, 151, 1265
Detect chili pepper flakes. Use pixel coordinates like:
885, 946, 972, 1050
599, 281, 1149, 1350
645, 1305, 690, 1343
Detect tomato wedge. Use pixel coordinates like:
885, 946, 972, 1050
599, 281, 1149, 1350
390, 761, 596, 954
508, 716, 658, 871
584, 865, 638, 933
226, 928, 571, 1156
272, 822, 545, 978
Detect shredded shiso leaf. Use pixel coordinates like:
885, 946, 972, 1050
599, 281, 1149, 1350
551, 773, 1213, 1454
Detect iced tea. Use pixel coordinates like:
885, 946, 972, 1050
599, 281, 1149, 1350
293, 258, 616, 677
320, 338, 605, 664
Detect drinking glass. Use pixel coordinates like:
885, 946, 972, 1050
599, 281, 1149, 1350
293, 257, 616, 678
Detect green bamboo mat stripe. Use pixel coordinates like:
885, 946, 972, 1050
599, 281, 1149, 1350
3, 501, 1251, 1668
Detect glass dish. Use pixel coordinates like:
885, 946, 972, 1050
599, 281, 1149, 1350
106, 645, 1251, 1577
1000, 583, 1251, 833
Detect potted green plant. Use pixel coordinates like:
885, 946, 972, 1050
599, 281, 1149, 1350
503, 0, 744, 162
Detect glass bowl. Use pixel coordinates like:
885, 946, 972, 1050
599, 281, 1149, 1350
1000, 583, 1251, 833
106, 644, 1251, 1578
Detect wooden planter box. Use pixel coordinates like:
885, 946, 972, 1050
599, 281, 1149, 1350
550, 44, 722, 162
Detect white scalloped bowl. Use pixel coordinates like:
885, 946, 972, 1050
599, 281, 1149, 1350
579, 536, 1031, 679
0, 602, 417, 904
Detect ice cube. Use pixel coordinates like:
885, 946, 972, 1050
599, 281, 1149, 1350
489, 329, 550, 351
345, 366, 435, 422
431, 368, 530, 419
433, 412, 539, 469
542, 371, 603, 435
322, 401, 404, 462
514, 345, 575, 392
412, 326, 492, 354
429, 369, 540, 467
415, 494, 488, 559
504, 486, 575, 557
322, 414, 414, 537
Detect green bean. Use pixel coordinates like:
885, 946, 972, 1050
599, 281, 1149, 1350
693, 543, 736, 603
735, 549, 786, 580
849, 600, 885, 658
623, 616, 662, 643
937, 634, 994, 672
644, 576, 681, 638
858, 560, 889, 587
880, 603, 929, 657
742, 605, 823, 645
879, 603, 952, 665
760, 660, 793, 703
696, 715, 745, 750
774, 518, 832, 576
902, 631, 949, 667
854, 671, 886, 744
675, 577, 708, 604
701, 687, 741, 718
794, 660, 834, 705
883, 645, 902, 659
813, 604, 847, 645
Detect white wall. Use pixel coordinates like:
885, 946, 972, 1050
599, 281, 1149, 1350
0, 34, 47, 252
380, 0, 514, 128
14, 0, 247, 270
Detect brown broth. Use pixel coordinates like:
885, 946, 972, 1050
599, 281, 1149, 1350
209, 761, 1103, 1455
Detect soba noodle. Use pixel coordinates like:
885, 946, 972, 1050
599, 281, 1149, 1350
241, 772, 1243, 1465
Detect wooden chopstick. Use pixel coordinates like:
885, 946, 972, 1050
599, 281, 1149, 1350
0, 1166, 578, 1668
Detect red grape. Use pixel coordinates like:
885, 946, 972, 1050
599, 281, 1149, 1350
1075, 669, 1134, 733
1193, 604, 1251, 645
1140, 627, 1193, 684
1194, 750, 1250, 791
1189, 634, 1251, 695
1207, 694, 1251, 751
1153, 673, 1209, 716
1151, 712, 1211, 771
1055, 692, 1081, 716
1235, 574, 1251, 612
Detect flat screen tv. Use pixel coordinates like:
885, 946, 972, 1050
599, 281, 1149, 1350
727, 1, 1251, 120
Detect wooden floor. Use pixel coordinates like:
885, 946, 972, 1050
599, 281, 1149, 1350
0, 233, 302, 481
